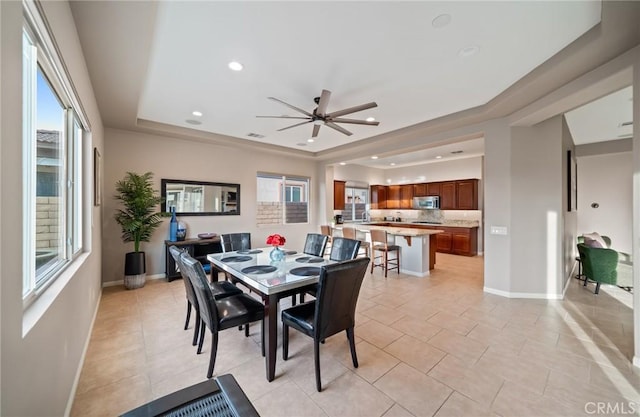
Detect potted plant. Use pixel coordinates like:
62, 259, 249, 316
114, 172, 165, 289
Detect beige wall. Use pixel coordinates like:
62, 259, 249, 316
0, 1, 104, 416
103, 128, 322, 283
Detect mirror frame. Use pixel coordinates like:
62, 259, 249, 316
161, 178, 241, 216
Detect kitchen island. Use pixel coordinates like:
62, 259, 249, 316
335, 224, 441, 277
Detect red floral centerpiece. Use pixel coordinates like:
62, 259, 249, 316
266, 234, 286, 247
266, 234, 286, 262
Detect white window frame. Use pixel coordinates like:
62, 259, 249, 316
22, 1, 89, 305
257, 173, 310, 225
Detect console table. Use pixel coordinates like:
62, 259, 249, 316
164, 237, 222, 281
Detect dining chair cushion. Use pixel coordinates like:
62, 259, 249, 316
281, 302, 315, 336
216, 295, 265, 330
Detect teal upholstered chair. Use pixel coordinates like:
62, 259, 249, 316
577, 243, 618, 294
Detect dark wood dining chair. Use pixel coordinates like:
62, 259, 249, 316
370, 229, 400, 277
181, 253, 265, 379
169, 246, 243, 346
300, 237, 361, 302
341, 227, 370, 258
281, 257, 370, 391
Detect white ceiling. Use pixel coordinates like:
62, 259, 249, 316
135, 1, 601, 154
70, 1, 635, 168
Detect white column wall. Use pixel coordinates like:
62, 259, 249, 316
632, 55, 640, 369
483, 119, 513, 295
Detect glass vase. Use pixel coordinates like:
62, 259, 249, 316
269, 246, 285, 262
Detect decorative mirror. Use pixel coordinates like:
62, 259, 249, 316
161, 179, 240, 216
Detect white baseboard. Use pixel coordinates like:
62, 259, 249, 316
483, 286, 563, 299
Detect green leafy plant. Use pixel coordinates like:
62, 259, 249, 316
114, 172, 165, 252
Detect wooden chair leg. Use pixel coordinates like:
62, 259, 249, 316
261, 319, 265, 357
384, 251, 388, 278
244, 323, 250, 337
595, 282, 601, 294
282, 324, 289, 360
346, 327, 358, 368
197, 322, 206, 354
184, 301, 192, 330
207, 331, 219, 379
192, 311, 201, 346
314, 339, 322, 392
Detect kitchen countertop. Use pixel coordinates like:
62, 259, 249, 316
335, 224, 442, 237
362, 220, 480, 228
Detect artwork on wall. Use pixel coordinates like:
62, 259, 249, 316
94, 147, 101, 206
567, 150, 577, 212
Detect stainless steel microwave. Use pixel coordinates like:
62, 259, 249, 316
413, 196, 440, 209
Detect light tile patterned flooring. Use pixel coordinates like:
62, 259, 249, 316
71, 254, 639, 416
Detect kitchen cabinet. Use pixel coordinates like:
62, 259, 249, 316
456, 179, 478, 210
370, 185, 387, 209
386, 185, 401, 209
400, 184, 414, 209
333, 180, 346, 210
413, 183, 427, 197
435, 229, 453, 252
427, 182, 441, 197
433, 226, 477, 256
440, 182, 457, 210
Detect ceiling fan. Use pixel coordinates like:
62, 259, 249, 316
257, 89, 379, 137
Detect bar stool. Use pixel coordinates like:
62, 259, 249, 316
370, 229, 400, 277
320, 225, 333, 255
341, 226, 370, 259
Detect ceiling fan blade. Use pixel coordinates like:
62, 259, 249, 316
325, 121, 353, 136
327, 102, 377, 118
268, 97, 313, 117
315, 90, 331, 117
312, 124, 321, 137
256, 115, 311, 120
276, 120, 312, 132
331, 117, 380, 126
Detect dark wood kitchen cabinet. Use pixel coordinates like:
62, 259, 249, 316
370, 185, 387, 209
433, 226, 478, 256
333, 180, 346, 210
386, 185, 401, 209
413, 183, 427, 197
400, 184, 414, 208
427, 182, 441, 197
440, 182, 457, 210
456, 179, 478, 210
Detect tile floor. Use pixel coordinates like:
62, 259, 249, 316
71, 254, 639, 417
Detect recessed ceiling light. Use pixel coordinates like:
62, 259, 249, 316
390, 162, 396, 166
228, 61, 243, 71
435, 155, 442, 159
432, 14, 452, 29
192, 111, 203, 117
339, 162, 346, 166
458, 45, 480, 57
366, 117, 376, 122
185, 119, 202, 125
307, 138, 315, 143
371, 156, 378, 160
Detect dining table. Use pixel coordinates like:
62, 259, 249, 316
207, 247, 334, 382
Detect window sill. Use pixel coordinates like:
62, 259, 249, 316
23, 252, 91, 337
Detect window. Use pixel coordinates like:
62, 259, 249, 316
342, 187, 368, 222
22, 3, 88, 302
257, 173, 309, 225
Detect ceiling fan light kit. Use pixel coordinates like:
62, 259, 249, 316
257, 89, 379, 137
